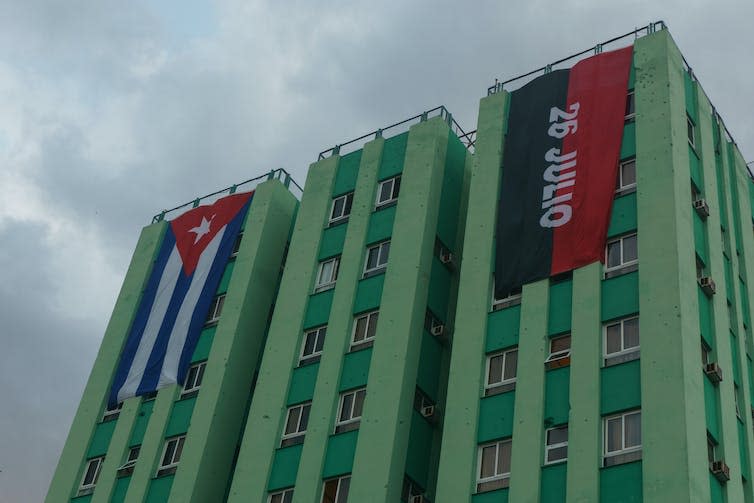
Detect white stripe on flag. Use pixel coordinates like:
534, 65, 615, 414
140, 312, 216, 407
157, 225, 226, 388
117, 246, 183, 403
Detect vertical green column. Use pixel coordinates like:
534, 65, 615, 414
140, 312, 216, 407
348, 118, 449, 502
124, 388, 180, 503
170, 181, 297, 503
90, 400, 140, 503
634, 30, 710, 503
508, 280, 549, 502
291, 137, 384, 501
696, 89, 746, 501
435, 91, 509, 503
566, 262, 602, 502
45, 222, 166, 503
227, 158, 338, 502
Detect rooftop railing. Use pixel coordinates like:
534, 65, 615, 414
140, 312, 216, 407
318, 105, 475, 160
151, 168, 303, 223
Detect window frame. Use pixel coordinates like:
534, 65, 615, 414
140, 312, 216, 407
687, 115, 696, 149
545, 334, 571, 369
363, 240, 391, 277
375, 175, 401, 208
335, 387, 366, 434
78, 456, 105, 495
603, 409, 642, 466
157, 435, 186, 476
616, 157, 636, 194
314, 256, 340, 293
299, 325, 327, 365
604, 232, 638, 277
102, 401, 123, 422
182, 361, 207, 396
205, 293, 226, 325
624, 90, 636, 121
329, 192, 354, 225
491, 283, 522, 311
117, 446, 140, 477
476, 438, 512, 492
603, 316, 640, 366
484, 347, 518, 396
350, 310, 379, 350
321, 475, 351, 503
281, 401, 312, 447
544, 425, 569, 465
230, 231, 243, 258
268, 488, 294, 503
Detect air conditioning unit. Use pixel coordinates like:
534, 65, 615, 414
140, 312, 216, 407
431, 324, 445, 337
410, 495, 425, 503
694, 198, 710, 219
440, 250, 456, 267
711, 460, 730, 482
704, 362, 723, 385
699, 277, 716, 297
421, 405, 435, 419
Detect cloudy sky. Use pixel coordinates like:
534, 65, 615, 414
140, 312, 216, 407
1, 0, 752, 501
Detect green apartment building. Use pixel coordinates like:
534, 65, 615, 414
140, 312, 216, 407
48, 23, 754, 503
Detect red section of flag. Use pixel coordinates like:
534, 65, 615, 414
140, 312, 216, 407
550, 46, 633, 275
170, 192, 252, 275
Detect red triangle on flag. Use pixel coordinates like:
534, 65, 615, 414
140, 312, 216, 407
170, 192, 252, 276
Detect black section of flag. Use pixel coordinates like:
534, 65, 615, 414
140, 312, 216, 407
494, 70, 569, 299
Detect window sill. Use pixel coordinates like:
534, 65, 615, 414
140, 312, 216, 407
484, 382, 516, 397
116, 467, 135, 478
76, 487, 95, 497
375, 200, 397, 212
491, 298, 521, 312
313, 284, 336, 294
545, 356, 571, 370
155, 466, 178, 477
615, 186, 636, 197
179, 390, 199, 400
334, 421, 361, 434
362, 268, 386, 279
603, 450, 642, 467
604, 351, 640, 367
328, 217, 349, 228
101, 413, 120, 423
298, 355, 321, 367
604, 262, 638, 279
349, 340, 374, 352
281, 435, 305, 448
476, 476, 510, 493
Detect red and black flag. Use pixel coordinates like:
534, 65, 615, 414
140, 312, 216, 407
494, 46, 633, 299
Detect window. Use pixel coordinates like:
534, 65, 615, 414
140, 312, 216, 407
330, 192, 354, 224
491, 284, 522, 311
485, 347, 518, 396
78, 456, 104, 495
182, 361, 206, 396
351, 311, 379, 350
363, 241, 390, 277
688, 115, 696, 148
205, 294, 226, 325
269, 488, 294, 503
335, 388, 366, 434
103, 401, 123, 422
604, 316, 639, 366
315, 256, 340, 292
300, 326, 327, 365
376, 175, 401, 208
321, 475, 350, 503
401, 476, 425, 501
707, 433, 717, 464
603, 409, 641, 466
616, 158, 636, 193
605, 233, 638, 277
477, 439, 511, 492
117, 446, 140, 477
545, 425, 568, 464
413, 388, 436, 418
735, 385, 742, 419
545, 334, 571, 369
157, 435, 186, 476
230, 231, 243, 257
625, 90, 635, 121
701, 339, 712, 366
281, 401, 311, 447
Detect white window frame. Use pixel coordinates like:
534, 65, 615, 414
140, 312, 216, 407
491, 280, 522, 311
269, 488, 294, 503
157, 435, 186, 476
545, 334, 571, 364
616, 158, 636, 193
604, 232, 638, 275
544, 425, 569, 464
624, 90, 636, 121
78, 456, 104, 495
335, 388, 366, 433
230, 231, 243, 258
321, 475, 351, 503
103, 401, 123, 421
603, 316, 640, 365
485, 347, 518, 395
329, 192, 354, 224
351, 310, 379, 349
603, 409, 641, 465
281, 401, 311, 446
375, 175, 401, 208
182, 361, 206, 396
117, 446, 140, 475
687, 115, 696, 148
476, 439, 512, 492
205, 294, 226, 325
314, 256, 340, 293
363, 241, 390, 277
299, 326, 327, 364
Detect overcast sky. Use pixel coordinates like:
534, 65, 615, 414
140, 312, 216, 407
1, 1, 752, 501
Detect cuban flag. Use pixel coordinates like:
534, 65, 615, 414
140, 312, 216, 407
109, 191, 253, 406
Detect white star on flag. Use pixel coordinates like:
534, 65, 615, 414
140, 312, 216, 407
188, 214, 215, 244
